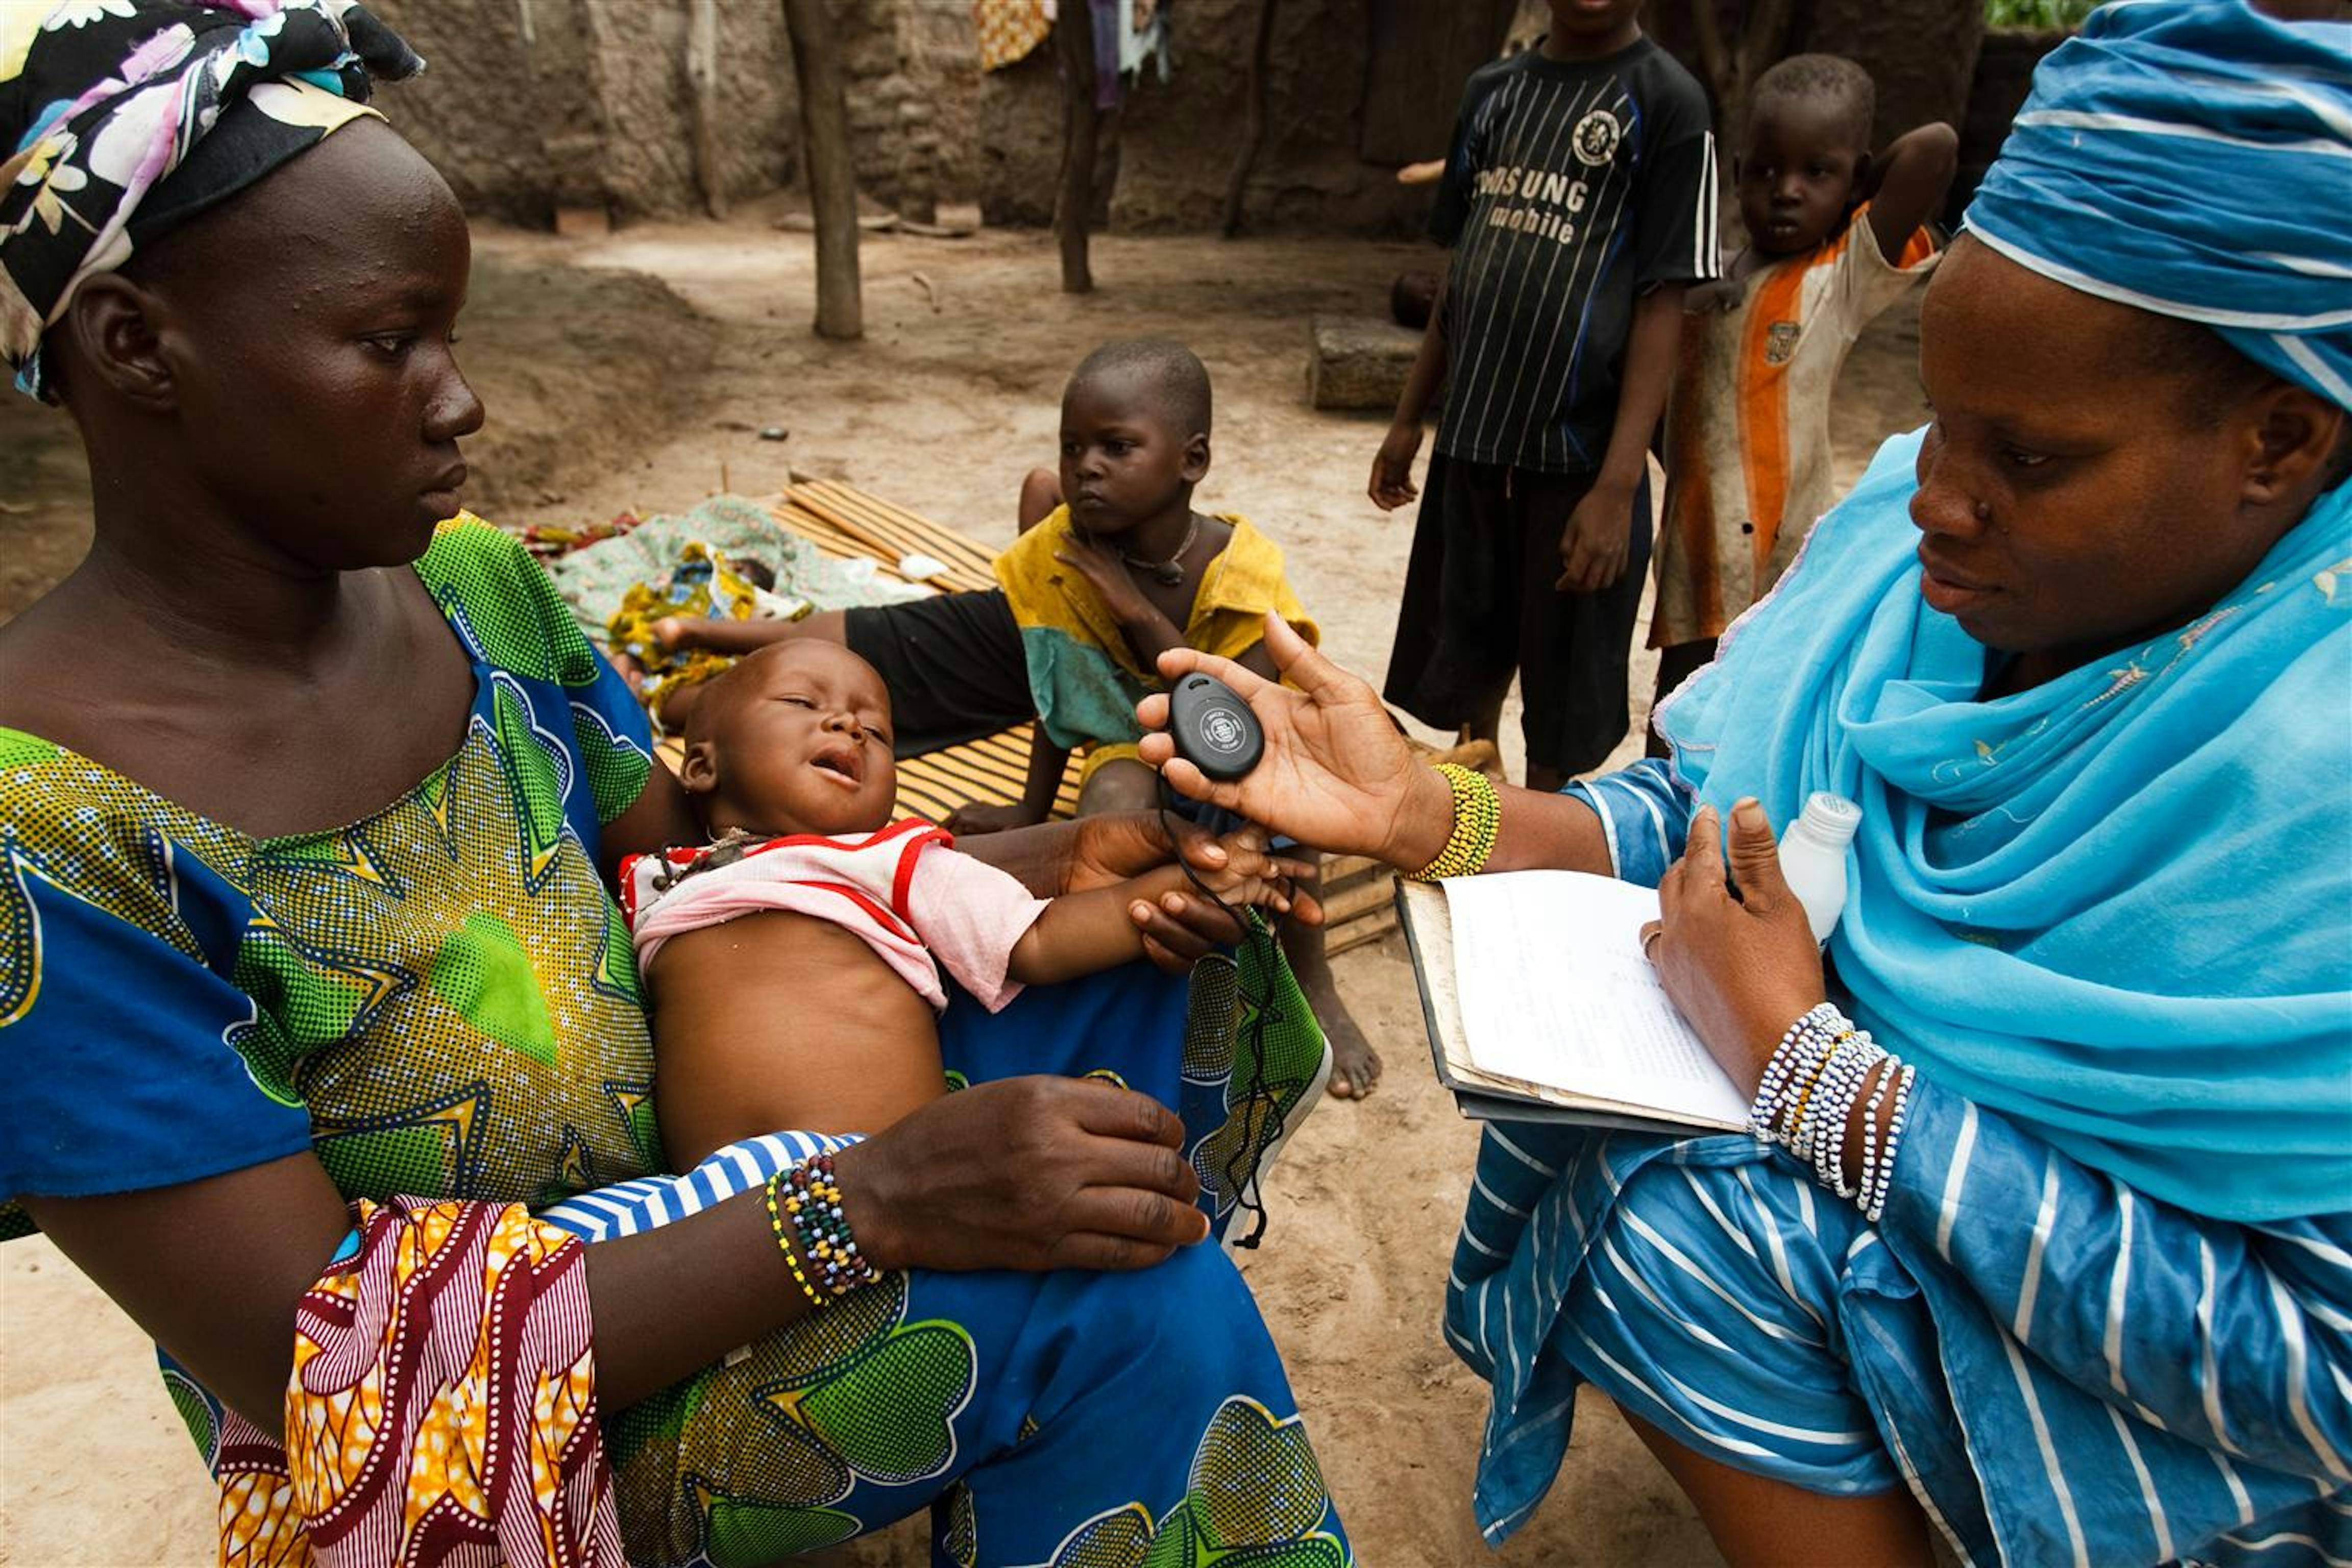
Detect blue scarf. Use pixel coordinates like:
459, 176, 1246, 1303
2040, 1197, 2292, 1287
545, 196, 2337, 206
1660, 431, 2351, 1222
1965, 1, 2352, 409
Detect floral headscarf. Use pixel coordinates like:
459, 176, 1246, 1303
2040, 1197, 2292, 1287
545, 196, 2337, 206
0, 0, 422, 402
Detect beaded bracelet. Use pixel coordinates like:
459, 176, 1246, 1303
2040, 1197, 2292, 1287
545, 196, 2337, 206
1747, 1002, 1920, 1222
763, 1169, 828, 1311
1795, 1036, 1851, 1186
1787, 1025, 1863, 1170
1855, 1058, 1891, 1209
1863, 1063, 1916, 1223
1748, 1004, 1838, 1138
1812, 1035, 1885, 1200
777, 1152, 884, 1301
1783, 1019, 1853, 1150
1407, 763, 1502, 882
1799, 1033, 1876, 1194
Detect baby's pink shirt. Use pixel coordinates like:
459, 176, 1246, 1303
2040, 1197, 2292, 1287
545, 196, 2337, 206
620, 820, 1050, 1012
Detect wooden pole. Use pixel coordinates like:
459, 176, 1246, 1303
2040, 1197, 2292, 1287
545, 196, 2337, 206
1222, 0, 1279, 237
1093, 104, 1125, 228
781, 0, 862, 339
1690, 0, 1795, 172
1054, 0, 1099, 294
687, 0, 726, 219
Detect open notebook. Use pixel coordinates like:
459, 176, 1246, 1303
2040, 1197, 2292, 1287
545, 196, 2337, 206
1396, 872, 1749, 1133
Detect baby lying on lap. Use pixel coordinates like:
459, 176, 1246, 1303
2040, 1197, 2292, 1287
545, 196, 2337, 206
623, 639, 1293, 1164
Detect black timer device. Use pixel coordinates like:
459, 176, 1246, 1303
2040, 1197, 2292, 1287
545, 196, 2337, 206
1166, 673, 1264, 781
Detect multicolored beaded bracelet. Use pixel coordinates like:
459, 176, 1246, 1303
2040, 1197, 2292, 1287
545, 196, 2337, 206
777, 1152, 884, 1302
1407, 763, 1502, 882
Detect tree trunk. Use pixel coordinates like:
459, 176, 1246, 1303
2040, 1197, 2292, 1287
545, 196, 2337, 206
1054, 1, 1099, 294
687, 0, 725, 219
1692, 0, 1798, 155
781, 0, 861, 339
1091, 105, 1125, 229
1222, 0, 1278, 236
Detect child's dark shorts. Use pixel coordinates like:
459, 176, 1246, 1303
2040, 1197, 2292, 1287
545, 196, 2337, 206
844, 589, 1033, 756
1383, 455, 1653, 776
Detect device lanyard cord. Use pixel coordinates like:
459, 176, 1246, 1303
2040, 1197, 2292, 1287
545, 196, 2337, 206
1157, 781, 1282, 1249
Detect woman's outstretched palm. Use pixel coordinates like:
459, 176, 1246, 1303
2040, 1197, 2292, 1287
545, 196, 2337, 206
1136, 615, 1445, 867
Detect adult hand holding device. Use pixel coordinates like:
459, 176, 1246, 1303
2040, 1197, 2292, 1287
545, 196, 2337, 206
1138, 613, 1453, 868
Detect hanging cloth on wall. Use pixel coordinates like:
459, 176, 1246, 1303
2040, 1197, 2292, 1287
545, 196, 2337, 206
975, 0, 1168, 105
1088, 0, 1170, 110
1121, 0, 1170, 79
974, 0, 1052, 71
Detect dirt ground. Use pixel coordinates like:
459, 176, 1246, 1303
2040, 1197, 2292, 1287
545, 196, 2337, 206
0, 209, 1928, 1566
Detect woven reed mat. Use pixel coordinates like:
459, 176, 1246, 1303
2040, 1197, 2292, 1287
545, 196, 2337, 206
772, 473, 996, 594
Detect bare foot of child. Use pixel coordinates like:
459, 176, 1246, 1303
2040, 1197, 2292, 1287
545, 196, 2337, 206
1276, 880, 1382, 1100
1315, 982, 1382, 1100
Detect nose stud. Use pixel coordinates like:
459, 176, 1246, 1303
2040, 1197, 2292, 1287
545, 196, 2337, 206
1974, 500, 1991, 522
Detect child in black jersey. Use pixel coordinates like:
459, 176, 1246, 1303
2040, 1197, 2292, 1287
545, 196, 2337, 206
1369, 0, 1719, 792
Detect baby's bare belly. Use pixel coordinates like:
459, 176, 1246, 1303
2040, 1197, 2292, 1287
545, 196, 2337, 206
645, 908, 947, 1161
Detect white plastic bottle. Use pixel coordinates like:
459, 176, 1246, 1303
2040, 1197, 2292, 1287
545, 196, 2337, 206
1777, 792, 1862, 945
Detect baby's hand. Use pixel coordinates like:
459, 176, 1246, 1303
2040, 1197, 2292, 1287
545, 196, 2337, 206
1190, 827, 1298, 915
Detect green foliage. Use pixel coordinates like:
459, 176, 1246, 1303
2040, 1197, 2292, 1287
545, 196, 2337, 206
1986, 0, 2098, 27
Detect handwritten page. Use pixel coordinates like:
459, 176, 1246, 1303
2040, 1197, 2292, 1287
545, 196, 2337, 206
1441, 871, 1749, 1128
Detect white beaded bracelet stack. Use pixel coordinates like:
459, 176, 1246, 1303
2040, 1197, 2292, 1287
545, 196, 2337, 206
1745, 1002, 1918, 1223
1809, 1034, 1878, 1199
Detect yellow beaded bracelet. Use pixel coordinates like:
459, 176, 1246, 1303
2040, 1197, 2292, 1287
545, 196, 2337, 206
1407, 763, 1501, 881
764, 1170, 829, 1311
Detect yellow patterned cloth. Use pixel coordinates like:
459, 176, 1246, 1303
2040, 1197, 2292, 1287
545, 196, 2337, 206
606, 540, 768, 718
973, 0, 1052, 71
215, 1197, 622, 1567
992, 507, 1319, 756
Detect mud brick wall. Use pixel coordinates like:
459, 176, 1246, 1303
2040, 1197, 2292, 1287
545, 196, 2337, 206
376, 0, 800, 225
370, 0, 2045, 240
968, 0, 1433, 235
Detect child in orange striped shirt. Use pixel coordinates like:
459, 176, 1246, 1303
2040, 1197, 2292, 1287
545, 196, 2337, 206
1649, 57, 1955, 736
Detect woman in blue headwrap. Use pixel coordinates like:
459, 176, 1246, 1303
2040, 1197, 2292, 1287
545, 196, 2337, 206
1145, 4, 2352, 1563
0, 4, 1350, 1565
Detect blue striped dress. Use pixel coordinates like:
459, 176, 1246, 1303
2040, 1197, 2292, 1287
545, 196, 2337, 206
1446, 760, 2352, 1566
